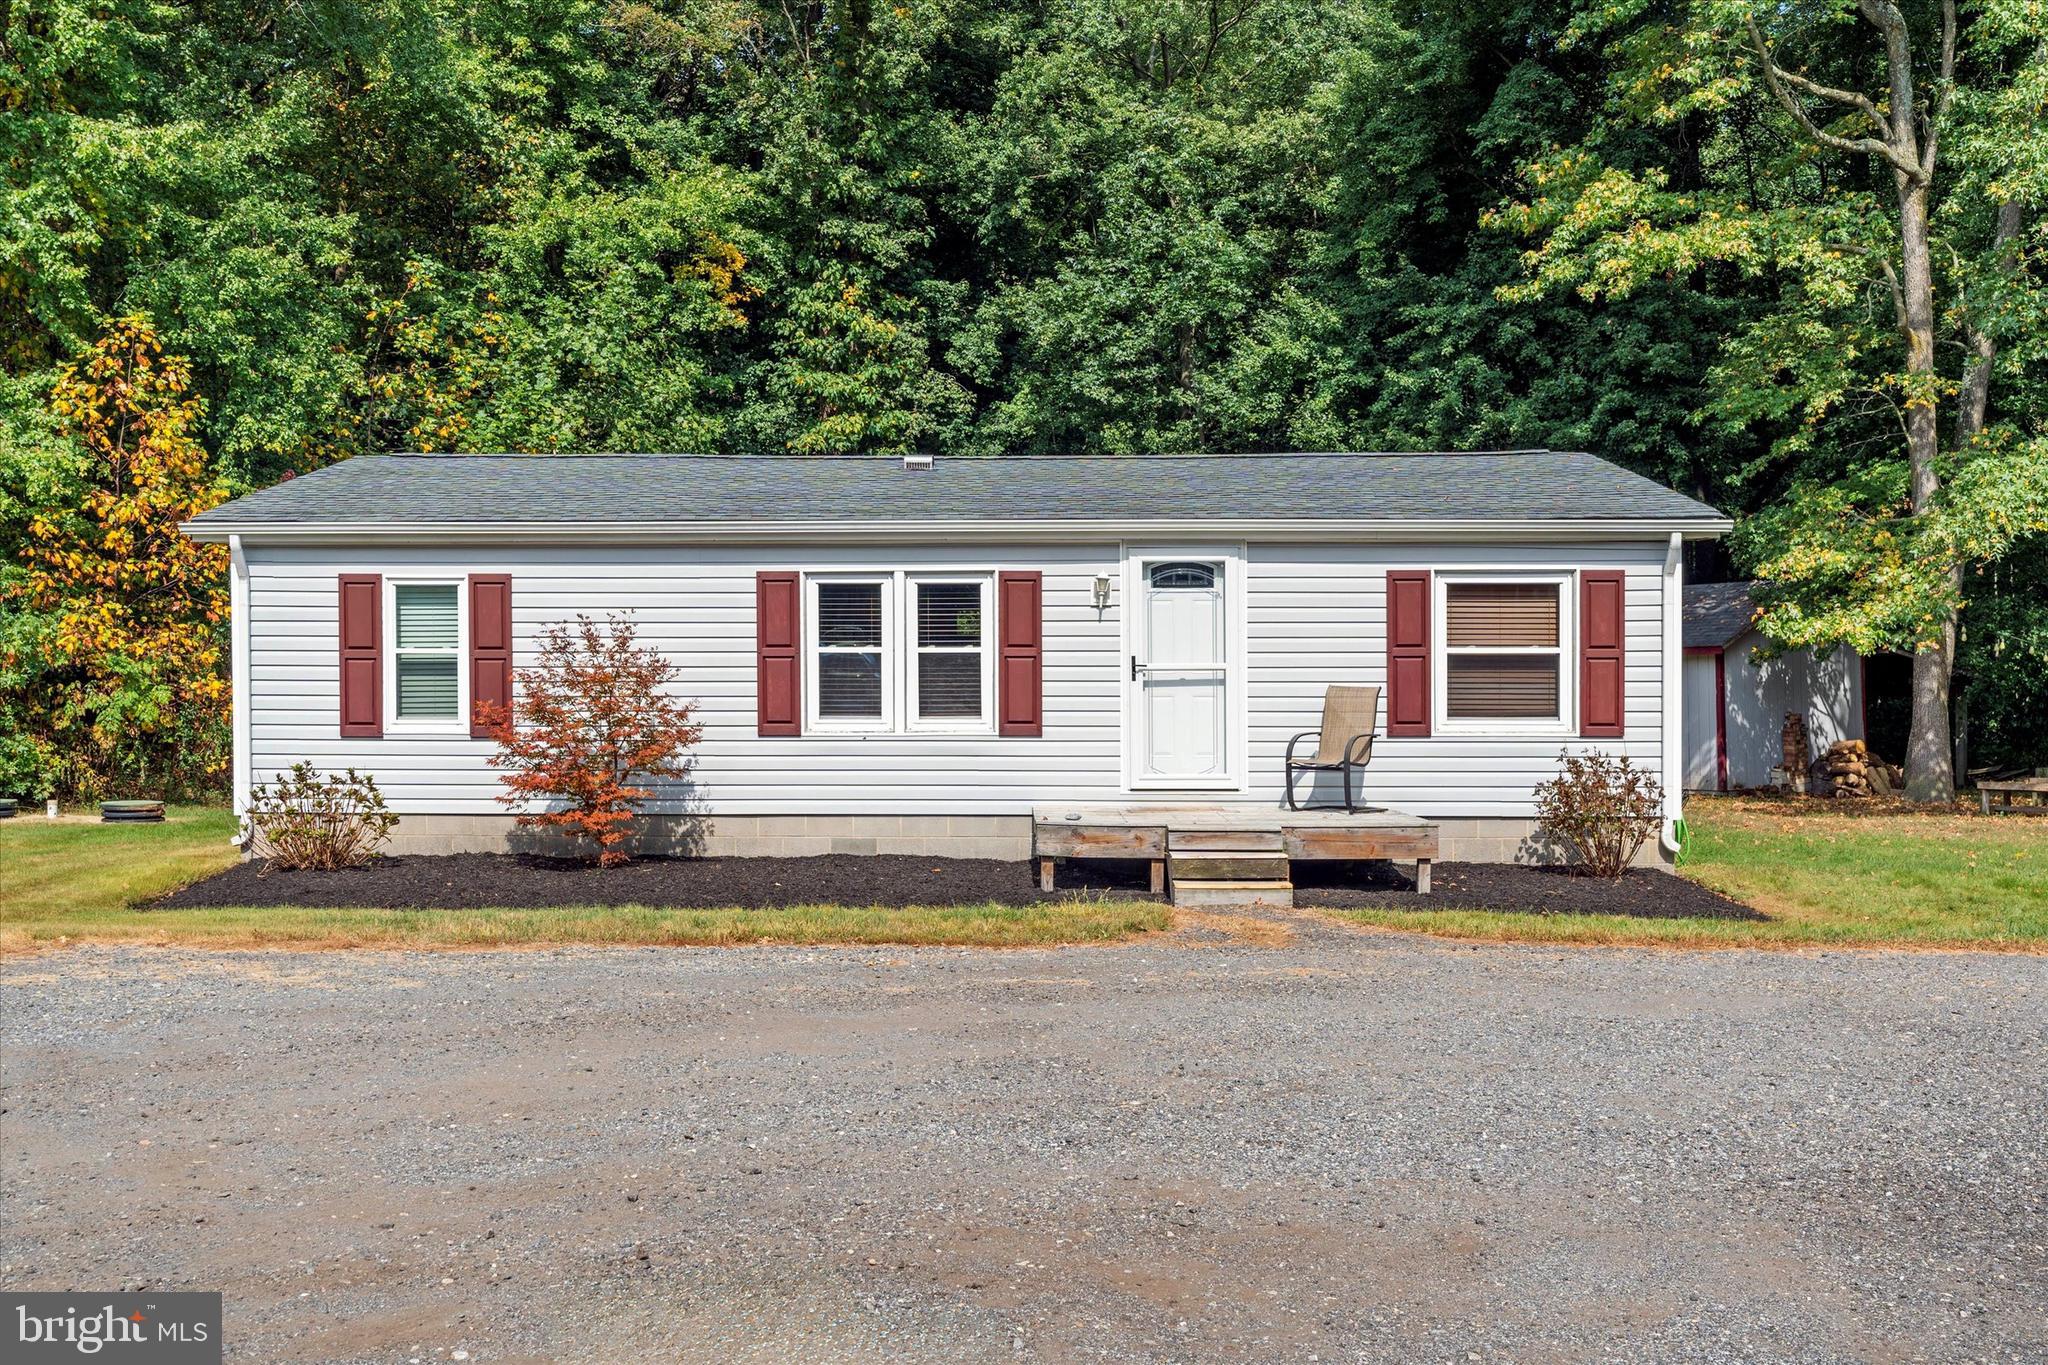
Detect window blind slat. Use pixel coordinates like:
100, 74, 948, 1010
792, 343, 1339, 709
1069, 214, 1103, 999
916, 583, 981, 648
395, 584, 459, 649
1445, 583, 1558, 647
818, 653, 883, 717
917, 654, 981, 718
1446, 655, 1559, 718
396, 654, 459, 717
818, 582, 883, 647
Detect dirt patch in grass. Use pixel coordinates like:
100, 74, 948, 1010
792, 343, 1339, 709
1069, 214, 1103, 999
155, 852, 1157, 912
1292, 861, 1764, 921
1170, 908, 1298, 947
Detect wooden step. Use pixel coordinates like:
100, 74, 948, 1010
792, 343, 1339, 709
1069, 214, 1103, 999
1167, 829, 1285, 853
1172, 880, 1294, 910
1168, 852, 1291, 881
1171, 880, 1294, 911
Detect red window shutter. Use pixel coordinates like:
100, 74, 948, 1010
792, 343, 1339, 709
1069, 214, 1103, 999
1385, 570, 1431, 737
756, 572, 801, 736
1580, 570, 1627, 738
997, 571, 1043, 737
338, 574, 383, 738
469, 574, 513, 737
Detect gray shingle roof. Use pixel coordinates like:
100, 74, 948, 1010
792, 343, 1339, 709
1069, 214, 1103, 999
1684, 581, 1759, 650
186, 450, 1726, 531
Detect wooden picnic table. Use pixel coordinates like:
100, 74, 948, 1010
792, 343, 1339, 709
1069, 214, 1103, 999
1977, 777, 2048, 815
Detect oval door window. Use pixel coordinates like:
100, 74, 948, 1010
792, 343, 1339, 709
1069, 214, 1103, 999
1148, 562, 1216, 589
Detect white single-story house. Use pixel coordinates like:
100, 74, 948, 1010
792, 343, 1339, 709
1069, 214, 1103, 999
1682, 581, 1864, 791
183, 450, 1729, 869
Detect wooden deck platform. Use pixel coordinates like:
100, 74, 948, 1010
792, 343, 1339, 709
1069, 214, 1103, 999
1031, 801, 1439, 901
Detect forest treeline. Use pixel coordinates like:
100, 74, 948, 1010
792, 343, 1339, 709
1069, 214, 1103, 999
2, 0, 2043, 797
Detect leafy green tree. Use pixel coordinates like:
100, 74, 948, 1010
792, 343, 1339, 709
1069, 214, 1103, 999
1498, 0, 2047, 799
4, 0, 2044, 798
1317, 0, 1759, 495
721, 0, 973, 454
8, 316, 231, 799
947, 0, 1356, 454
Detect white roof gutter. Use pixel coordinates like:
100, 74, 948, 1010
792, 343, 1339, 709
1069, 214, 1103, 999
1661, 531, 1686, 859
184, 516, 1734, 546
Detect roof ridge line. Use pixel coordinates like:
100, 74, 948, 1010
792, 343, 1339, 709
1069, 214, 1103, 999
377, 449, 1577, 461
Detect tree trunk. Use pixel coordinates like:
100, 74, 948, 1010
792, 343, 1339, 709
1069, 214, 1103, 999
1956, 199, 2025, 444
1907, 594, 1958, 801
1747, 3, 1968, 803
1895, 176, 1955, 803
1926, 197, 2027, 806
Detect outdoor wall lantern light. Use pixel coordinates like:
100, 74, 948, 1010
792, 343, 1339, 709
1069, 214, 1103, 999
1092, 575, 1112, 611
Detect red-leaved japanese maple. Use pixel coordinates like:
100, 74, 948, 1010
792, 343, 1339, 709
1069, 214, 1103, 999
477, 614, 701, 867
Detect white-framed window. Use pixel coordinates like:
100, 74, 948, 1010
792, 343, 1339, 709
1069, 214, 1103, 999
1434, 574, 1572, 733
386, 577, 467, 731
803, 571, 994, 734
907, 576, 992, 732
809, 575, 893, 732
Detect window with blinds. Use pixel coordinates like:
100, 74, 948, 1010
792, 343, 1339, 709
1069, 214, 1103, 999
913, 580, 985, 723
816, 581, 885, 719
1442, 581, 1564, 722
394, 583, 460, 719
804, 574, 994, 732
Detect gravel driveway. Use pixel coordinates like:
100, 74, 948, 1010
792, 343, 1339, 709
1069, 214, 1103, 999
2, 920, 2042, 1363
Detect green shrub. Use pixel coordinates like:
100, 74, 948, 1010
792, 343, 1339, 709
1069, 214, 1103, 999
247, 763, 398, 870
0, 732, 57, 801
1533, 750, 1665, 878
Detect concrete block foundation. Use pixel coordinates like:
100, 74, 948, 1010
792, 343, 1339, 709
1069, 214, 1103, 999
374, 812, 1668, 867
1430, 817, 1672, 868
380, 813, 1038, 861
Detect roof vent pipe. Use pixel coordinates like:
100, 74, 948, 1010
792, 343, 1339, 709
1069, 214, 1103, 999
902, 454, 934, 472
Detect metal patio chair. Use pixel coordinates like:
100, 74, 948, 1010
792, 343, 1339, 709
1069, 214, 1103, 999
1284, 686, 1380, 812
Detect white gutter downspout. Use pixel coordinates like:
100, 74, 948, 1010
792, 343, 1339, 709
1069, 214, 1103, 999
229, 534, 252, 849
1661, 531, 1684, 857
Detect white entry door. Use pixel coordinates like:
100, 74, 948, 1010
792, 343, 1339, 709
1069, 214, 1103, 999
1131, 554, 1237, 787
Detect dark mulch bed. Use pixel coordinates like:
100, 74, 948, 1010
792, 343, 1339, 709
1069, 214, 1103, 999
157, 852, 1761, 921
1292, 861, 1765, 921
153, 853, 1158, 911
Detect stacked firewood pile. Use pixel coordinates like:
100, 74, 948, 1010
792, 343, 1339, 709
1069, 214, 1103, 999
1812, 739, 1903, 797
1781, 714, 1811, 792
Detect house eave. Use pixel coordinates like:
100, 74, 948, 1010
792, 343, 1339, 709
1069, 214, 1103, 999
183, 515, 1735, 546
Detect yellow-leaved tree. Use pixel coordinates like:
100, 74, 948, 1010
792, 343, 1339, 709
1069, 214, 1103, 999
12, 316, 232, 799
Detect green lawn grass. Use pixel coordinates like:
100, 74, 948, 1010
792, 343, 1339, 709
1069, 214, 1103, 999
2, 806, 242, 921
0, 807, 1166, 952
8, 796, 2041, 954
1330, 794, 2048, 950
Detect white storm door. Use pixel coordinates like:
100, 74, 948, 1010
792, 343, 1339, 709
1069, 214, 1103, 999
1132, 556, 1234, 787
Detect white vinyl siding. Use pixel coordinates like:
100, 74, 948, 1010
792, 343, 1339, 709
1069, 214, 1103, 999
1242, 543, 1668, 816
241, 538, 1669, 819
247, 544, 1121, 816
